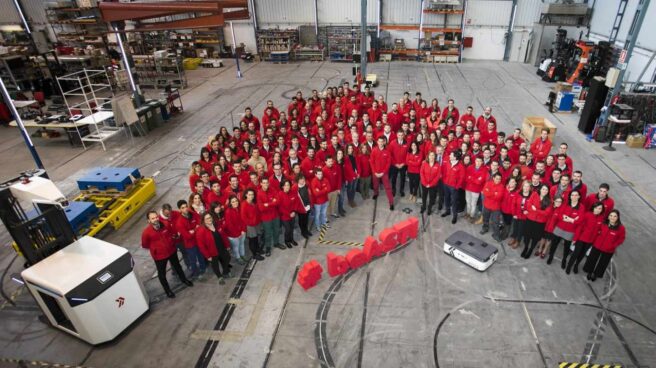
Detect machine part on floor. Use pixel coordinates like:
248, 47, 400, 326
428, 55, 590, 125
443, 230, 498, 271
21, 236, 150, 345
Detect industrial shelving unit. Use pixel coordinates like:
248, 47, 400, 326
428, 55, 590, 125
132, 55, 187, 89
57, 69, 120, 151
256, 29, 298, 61
46, 5, 109, 49
326, 26, 375, 62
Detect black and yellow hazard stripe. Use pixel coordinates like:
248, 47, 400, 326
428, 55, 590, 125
317, 240, 364, 247
0, 357, 91, 367
558, 362, 622, 368
318, 226, 327, 241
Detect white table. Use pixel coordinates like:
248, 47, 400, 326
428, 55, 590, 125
12, 100, 38, 109
75, 111, 114, 125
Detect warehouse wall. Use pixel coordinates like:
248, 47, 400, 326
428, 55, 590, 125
588, 0, 656, 84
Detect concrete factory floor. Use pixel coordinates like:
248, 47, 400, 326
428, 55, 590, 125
1, 60, 655, 368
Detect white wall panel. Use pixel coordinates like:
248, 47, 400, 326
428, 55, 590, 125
256, 0, 314, 25
317, 0, 377, 25
462, 27, 507, 59
465, 0, 512, 27
382, 0, 421, 24
589, 0, 656, 51
224, 21, 257, 52
514, 0, 542, 27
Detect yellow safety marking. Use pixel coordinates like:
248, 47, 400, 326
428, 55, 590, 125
558, 363, 621, 368
190, 283, 272, 342
317, 240, 363, 247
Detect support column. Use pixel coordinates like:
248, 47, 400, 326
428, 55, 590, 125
503, 0, 518, 61
360, 0, 368, 78
230, 22, 243, 79
112, 22, 141, 107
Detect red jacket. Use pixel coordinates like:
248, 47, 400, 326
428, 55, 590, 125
388, 139, 408, 165
206, 190, 225, 207
441, 107, 460, 123
195, 226, 219, 258
501, 188, 520, 215
593, 224, 626, 253
464, 165, 486, 193
257, 187, 279, 221
513, 192, 532, 220
573, 212, 604, 243
370, 146, 391, 174
278, 189, 302, 221
323, 164, 342, 191
301, 156, 319, 181
342, 159, 357, 182
356, 153, 372, 178
224, 207, 246, 238
441, 160, 465, 189
545, 206, 562, 233
554, 202, 584, 234
482, 181, 505, 211
240, 201, 260, 227
583, 193, 615, 218
175, 212, 200, 249
141, 224, 176, 261
311, 176, 330, 204
530, 137, 552, 162
420, 161, 441, 187
525, 192, 552, 223
406, 152, 423, 174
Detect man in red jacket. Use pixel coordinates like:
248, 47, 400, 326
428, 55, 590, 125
441, 150, 465, 224
322, 156, 341, 218
370, 137, 395, 210
388, 130, 408, 197
480, 172, 505, 240
142, 210, 193, 298
530, 128, 552, 162
441, 98, 460, 123
311, 169, 331, 232
465, 156, 487, 221
257, 178, 283, 255
175, 200, 206, 279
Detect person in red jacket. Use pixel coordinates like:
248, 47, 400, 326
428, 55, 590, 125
441, 150, 465, 224
583, 210, 626, 281
547, 190, 584, 267
278, 180, 302, 248
406, 141, 423, 202
480, 172, 505, 239
536, 196, 564, 258
240, 188, 264, 261
499, 178, 519, 242
195, 212, 233, 285
159, 203, 189, 270
356, 144, 372, 199
420, 151, 442, 214
583, 183, 615, 218
257, 178, 283, 256
441, 98, 459, 123
464, 156, 486, 222
175, 200, 206, 279
311, 169, 331, 232
529, 128, 552, 162
566, 202, 605, 274
521, 184, 553, 258
388, 130, 408, 197
341, 145, 359, 208
370, 136, 395, 210
225, 195, 248, 264
323, 155, 342, 218
141, 210, 193, 298
509, 180, 532, 248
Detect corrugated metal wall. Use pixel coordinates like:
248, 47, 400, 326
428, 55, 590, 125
382, 0, 420, 24
465, 0, 512, 27
514, 0, 543, 28
589, 0, 655, 51
0, 1, 20, 25
256, 0, 313, 25
316, 0, 378, 25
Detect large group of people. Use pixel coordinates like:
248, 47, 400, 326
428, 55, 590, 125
141, 83, 626, 298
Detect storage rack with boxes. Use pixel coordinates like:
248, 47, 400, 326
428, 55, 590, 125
132, 54, 187, 90
256, 29, 298, 61
326, 26, 375, 63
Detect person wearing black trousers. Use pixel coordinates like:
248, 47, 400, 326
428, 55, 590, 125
566, 202, 604, 274
405, 141, 423, 202
521, 184, 551, 259
196, 212, 233, 285
420, 151, 441, 215
295, 175, 313, 238
548, 190, 583, 267
141, 211, 193, 298
240, 189, 265, 261
583, 210, 626, 281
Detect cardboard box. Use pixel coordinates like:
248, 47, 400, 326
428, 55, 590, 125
522, 116, 557, 143
554, 82, 572, 92
626, 134, 646, 148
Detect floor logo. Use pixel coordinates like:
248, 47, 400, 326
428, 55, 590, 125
116, 296, 125, 308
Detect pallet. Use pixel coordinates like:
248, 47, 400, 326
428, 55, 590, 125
80, 183, 134, 197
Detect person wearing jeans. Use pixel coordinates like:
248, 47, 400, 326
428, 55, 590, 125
195, 212, 233, 285
240, 189, 265, 261
480, 173, 504, 240
311, 169, 330, 232
175, 200, 206, 279
419, 151, 441, 214
356, 144, 372, 200
440, 151, 465, 224
371, 137, 395, 211
225, 195, 248, 264
464, 157, 486, 221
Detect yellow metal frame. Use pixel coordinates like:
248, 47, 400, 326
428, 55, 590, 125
73, 178, 156, 236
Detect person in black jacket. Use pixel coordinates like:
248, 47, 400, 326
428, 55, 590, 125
295, 174, 313, 238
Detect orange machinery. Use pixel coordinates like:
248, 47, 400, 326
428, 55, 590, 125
567, 41, 595, 84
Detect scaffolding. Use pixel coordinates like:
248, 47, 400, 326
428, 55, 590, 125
56, 69, 121, 151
